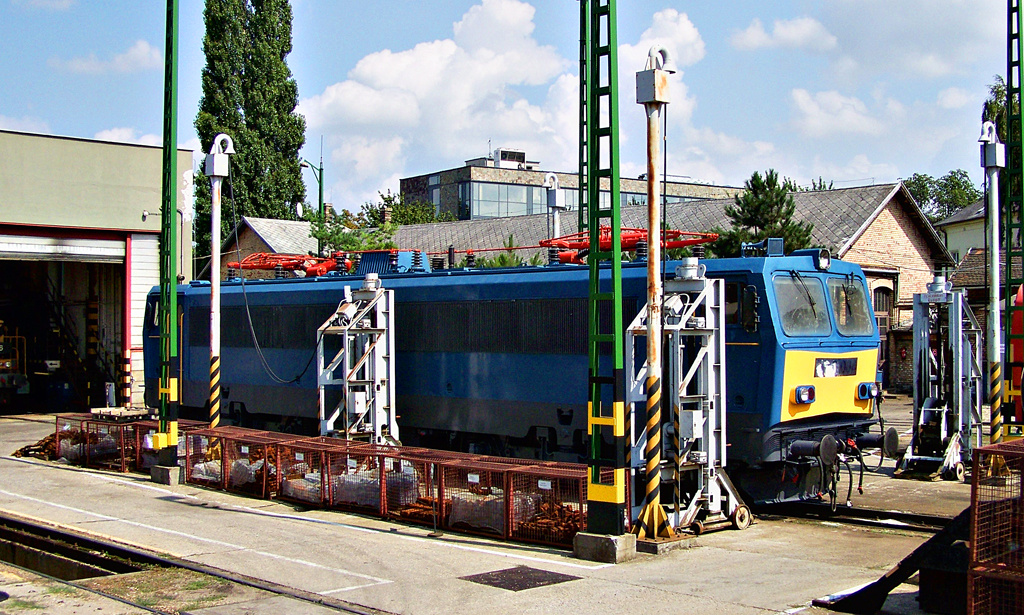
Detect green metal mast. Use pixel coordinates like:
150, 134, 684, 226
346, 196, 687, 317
577, 1, 590, 232
582, 0, 628, 535
158, 0, 180, 441
1006, 0, 1024, 435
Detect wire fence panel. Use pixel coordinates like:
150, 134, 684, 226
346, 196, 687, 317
326, 446, 385, 514
83, 421, 136, 473
184, 428, 236, 490
54, 414, 93, 464
969, 441, 1024, 615
509, 464, 587, 547
278, 439, 349, 506
223, 431, 300, 499
443, 460, 524, 539
968, 569, 1024, 615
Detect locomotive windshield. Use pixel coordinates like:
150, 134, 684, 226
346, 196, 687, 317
827, 276, 874, 336
773, 273, 831, 336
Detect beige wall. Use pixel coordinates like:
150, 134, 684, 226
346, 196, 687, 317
941, 218, 985, 264
0, 130, 193, 274
220, 227, 278, 280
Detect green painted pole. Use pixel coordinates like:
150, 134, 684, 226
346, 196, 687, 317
158, 0, 180, 443
318, 156, 325, 256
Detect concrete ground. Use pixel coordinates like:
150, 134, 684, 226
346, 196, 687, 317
0, 403, 972, 615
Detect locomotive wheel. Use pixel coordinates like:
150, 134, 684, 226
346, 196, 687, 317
731, 505, 752, 530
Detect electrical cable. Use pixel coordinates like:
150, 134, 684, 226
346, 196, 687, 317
225, 165, 330, 385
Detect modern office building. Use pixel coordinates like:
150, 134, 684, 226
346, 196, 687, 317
400, 148, 741, 221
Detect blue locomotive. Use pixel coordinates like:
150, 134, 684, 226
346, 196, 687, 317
144, 245, 887, 502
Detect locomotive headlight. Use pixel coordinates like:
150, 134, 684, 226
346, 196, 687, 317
816, 249, 831, 271
793, 385, 816, 404
857, 382, 879, 400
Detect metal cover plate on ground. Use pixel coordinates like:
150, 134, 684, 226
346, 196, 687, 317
459, 566, 580, 591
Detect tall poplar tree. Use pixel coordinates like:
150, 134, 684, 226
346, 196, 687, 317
194, 0, 306, 270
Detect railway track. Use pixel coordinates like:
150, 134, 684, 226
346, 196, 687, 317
757, 501, 954, 533
0, 510, 390, 615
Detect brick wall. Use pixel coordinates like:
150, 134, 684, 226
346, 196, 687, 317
844, 197, 941, 329
218, 229, 277, 280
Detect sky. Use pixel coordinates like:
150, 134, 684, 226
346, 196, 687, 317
0, 0, 1006, 216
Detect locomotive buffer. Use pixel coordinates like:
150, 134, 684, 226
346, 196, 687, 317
626, 260, 750, 535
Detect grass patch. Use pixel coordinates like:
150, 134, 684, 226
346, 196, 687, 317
3, 598, 46, 610
44, 584, 80, 596
183, 578, 214, 591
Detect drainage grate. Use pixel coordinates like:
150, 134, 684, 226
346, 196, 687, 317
459, 566, 580, 592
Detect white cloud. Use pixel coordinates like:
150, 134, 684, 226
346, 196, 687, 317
808, 154, 900, 187
824, 0, 1002, 82
936, 87, 971, 110
791, 89, 884, 137
0, 114, 50, 132
731, 17, 837, 53
300, 0, 575, 210
93, 127, 161, 146
50, 40, 162, 74
619, 8, 705, 70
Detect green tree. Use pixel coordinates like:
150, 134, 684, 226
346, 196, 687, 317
809, 176, 834, 191
709, 169, 813, 257
933, 169, 982, 221
194, 0, 306, 270
983, 75, 1009, 144
904, 170, 981, 221
306, 191, 454, 253
903, 173, 936, 210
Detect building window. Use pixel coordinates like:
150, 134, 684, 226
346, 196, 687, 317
873, 287, 892, 313
873, 287, 893, 334
468, 182, 550, 219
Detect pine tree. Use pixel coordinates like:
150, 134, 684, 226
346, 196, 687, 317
710, 169, 813, 257
193, 0, 306, 272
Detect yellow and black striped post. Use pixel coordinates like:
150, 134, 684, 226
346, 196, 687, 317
631, 50, 675, 541
209, 355, 220, 429
989, 361, 1007, 475
633, 375, 674, 540
121, 352, 132, 407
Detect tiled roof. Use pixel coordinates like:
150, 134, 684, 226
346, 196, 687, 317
935, 199, 984, 228
226, 183, 947, 267
244, 216, 317, 255
393, 183, 910, 257
949, 248, 1023, 289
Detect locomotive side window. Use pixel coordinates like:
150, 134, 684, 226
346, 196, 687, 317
725, 283, 740, 324
827, 277, 874, 336
773, 274, 831, 336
